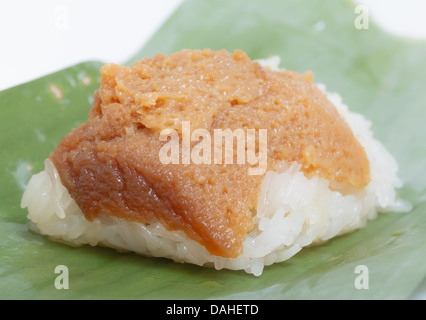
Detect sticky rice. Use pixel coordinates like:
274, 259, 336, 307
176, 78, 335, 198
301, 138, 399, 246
21, 57, 411, 276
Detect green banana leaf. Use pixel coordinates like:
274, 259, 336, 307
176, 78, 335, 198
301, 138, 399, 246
1, 0, 426, 299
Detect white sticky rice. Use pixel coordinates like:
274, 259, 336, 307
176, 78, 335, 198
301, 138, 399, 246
21, 57, 411, 276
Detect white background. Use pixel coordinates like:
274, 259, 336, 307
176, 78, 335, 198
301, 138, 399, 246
1, 0, 426, 91
1, 0, 425, 299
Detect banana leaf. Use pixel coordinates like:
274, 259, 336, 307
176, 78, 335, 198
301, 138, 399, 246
1, 0, 425, 299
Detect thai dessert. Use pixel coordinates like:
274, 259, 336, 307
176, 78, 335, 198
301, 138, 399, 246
21, 49, 410, 276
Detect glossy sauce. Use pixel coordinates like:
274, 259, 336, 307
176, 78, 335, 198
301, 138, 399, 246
50, 49, 370, 258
